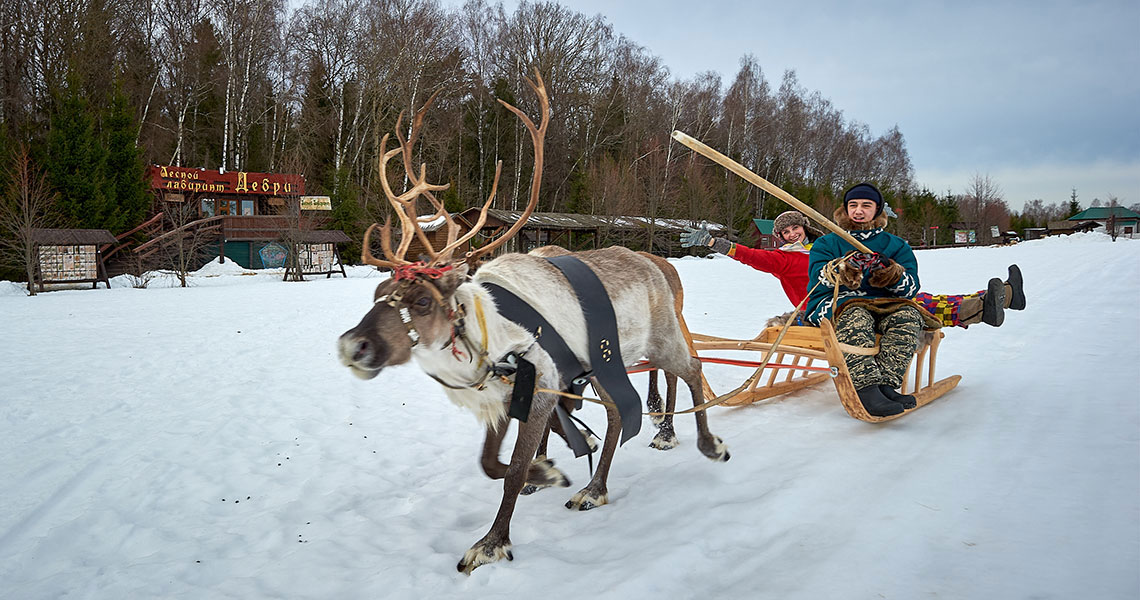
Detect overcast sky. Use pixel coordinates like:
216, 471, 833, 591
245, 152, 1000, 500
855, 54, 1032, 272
488, 0, 1140, 211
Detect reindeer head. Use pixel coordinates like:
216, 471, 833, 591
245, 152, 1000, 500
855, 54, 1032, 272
338, 262, 468, 379
338, 71, 549, 381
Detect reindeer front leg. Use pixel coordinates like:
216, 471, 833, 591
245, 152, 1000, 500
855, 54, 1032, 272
481, 414, 571, 494
565, 387, 622, 511
458, 393, 557, 574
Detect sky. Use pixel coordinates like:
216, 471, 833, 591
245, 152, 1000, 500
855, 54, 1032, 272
497, 0, 1140, 211
2, 234, 1138, 597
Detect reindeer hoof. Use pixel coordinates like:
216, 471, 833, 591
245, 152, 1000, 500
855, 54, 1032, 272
583, 430, 599, 453
565, 489, 608, 511
649, 431, 679, 450
524, 458, 571, 494
457, 539, 513, 575
699, 435, 730, 462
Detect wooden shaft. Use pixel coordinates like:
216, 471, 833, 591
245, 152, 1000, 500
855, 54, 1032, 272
671, 130, 872, 254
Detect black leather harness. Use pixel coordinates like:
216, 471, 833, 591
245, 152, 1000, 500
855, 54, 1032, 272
480, 254, 643, 454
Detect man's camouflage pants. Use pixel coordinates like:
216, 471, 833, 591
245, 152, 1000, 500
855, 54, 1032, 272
834, 305, 923, 390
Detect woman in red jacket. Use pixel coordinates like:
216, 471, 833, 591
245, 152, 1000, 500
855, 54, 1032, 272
681, 210, 1025, 327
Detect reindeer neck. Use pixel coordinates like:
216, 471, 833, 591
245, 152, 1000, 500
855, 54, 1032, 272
455, 281, 535, 358
410, 282, 533, 390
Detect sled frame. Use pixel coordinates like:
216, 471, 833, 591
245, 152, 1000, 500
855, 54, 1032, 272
683, 319, 960, 422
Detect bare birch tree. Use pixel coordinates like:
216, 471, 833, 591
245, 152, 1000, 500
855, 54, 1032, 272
0, 146, 58, 295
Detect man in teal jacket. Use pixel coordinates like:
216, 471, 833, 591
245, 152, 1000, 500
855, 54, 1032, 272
804, 183, 924, 417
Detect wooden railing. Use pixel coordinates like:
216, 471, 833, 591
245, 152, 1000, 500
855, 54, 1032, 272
220, 215, 332, 240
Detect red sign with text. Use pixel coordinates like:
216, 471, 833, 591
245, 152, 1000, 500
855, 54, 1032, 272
147, 165, 305, 196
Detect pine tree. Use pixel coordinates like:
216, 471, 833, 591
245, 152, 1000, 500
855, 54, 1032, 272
102, 82, 150, 233
1067, 188, 1081, 217
47, 78, 110, 230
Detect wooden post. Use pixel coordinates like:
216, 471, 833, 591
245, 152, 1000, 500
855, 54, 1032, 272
671, 130, 873, 254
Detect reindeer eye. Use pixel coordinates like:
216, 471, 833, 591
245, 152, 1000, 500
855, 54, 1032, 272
414, 296, 432, 308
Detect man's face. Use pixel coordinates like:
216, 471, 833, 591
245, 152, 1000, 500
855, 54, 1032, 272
780, 224, 805, 244
846, 199, 878, 224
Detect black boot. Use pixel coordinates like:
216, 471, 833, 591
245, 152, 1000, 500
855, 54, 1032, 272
1006, 264, 1026, 310
856, 385, 904, 417
879, 385, 917, 409
982, 278, 1005, 327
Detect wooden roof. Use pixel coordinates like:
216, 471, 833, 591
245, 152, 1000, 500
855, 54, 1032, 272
1048, 220, 1100, 231
458, 208, 727, 233
32, 228, 117, 245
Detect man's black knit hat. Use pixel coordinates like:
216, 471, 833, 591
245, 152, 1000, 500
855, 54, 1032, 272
843, 182, 884, 217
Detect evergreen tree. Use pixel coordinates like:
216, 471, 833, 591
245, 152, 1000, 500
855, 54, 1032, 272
1067, 188, 1081, 217
102, 82, 151, 233
47, 77, 110, 230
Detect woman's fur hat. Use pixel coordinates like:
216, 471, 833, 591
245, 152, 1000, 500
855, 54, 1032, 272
772, 210, 824, 243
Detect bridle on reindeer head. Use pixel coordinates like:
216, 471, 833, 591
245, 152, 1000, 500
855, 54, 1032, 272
360, 71, 550, 374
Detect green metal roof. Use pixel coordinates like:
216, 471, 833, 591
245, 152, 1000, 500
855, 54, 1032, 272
753, 218, 775, 235
1068, 206, 1140, 220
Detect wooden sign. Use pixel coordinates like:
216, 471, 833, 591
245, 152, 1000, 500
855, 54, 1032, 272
147, 165, 305, 196
300, 196, 332, 210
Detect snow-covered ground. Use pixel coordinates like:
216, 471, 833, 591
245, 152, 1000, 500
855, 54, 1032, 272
1, 233, 1137, 599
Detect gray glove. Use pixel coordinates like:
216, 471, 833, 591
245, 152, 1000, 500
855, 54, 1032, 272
710, 237, 734, 255
680, 225, 712, 248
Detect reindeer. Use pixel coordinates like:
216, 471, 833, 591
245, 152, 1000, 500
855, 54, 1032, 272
337, 73, 729, 574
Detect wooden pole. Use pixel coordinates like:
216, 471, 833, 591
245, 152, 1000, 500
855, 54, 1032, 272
671, 130, 872, 254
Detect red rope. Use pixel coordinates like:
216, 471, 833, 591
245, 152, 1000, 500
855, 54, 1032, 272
392, 261, 454, 281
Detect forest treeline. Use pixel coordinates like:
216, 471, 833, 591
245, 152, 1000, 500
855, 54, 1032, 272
0, 0, 1090, 259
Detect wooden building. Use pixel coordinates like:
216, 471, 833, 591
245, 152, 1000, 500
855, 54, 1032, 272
1067, 206, 1140, 239
453, 208, 727, 257
136, 165, 348, 270
750, 218, 779, 248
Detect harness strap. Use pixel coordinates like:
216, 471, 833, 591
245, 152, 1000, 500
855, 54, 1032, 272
544, 255, 642, 445
481, 283, 587, 393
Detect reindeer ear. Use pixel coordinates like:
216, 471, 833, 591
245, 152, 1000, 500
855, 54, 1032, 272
436, 265, 468, 297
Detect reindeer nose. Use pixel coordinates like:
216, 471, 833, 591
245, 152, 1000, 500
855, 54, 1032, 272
338, 332, 370, 367
352, 339, 371, 362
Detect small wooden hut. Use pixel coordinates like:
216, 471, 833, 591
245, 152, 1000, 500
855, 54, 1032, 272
30, 228, 117, 292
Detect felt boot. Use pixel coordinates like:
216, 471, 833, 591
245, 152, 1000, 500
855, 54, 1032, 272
879, 385, 917, 409
1005, 264, 1026, 310
856, 385, 904, 417
982, 278, 1005, 327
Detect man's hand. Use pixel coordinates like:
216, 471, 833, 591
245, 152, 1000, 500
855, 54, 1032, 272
868, 259, 904, 288
680, 225, 712, 248
847, 252, 889, 272
828, 257, 863, 289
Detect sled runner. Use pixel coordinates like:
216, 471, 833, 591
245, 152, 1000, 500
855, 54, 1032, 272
682, 318, 960, 422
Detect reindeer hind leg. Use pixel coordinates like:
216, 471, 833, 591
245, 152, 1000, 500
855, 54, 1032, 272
649, 371, 679, 451
652, 346, 729, 463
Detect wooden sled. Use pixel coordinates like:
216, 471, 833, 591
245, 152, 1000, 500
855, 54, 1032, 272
685, 318, 961, 422
688, 326, 835, 407
818, 318, 960, 422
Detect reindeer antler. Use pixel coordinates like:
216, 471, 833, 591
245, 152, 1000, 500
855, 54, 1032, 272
360, 71, 550, 270
464, 71, 550, 266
